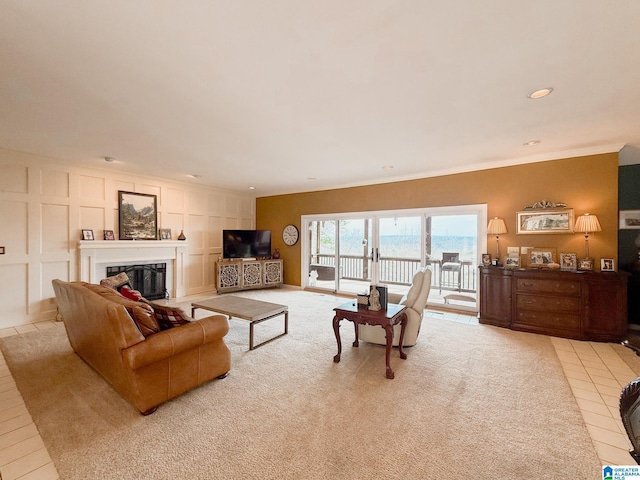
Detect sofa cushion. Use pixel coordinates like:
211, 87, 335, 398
84, 284, 160, 337
100, 272, 131, 290
152, 304, 191, 330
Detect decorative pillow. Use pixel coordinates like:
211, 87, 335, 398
85, 284, 160, 337
100, 272, 131, 290
120, 285, 143, 302
152, 305, 191, 330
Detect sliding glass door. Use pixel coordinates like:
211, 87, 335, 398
302, 205, 486, 311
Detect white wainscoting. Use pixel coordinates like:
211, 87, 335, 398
0, 148, 256, 328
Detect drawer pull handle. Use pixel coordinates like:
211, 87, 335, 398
522, 282, 534, 287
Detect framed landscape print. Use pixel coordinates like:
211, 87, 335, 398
517, 209, 574, 234
118, 191, 158, 240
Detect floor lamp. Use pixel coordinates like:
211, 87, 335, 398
574, 213, 601, 270
487, 217, 507, 265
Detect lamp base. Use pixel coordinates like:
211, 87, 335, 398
578, 258, 594, 271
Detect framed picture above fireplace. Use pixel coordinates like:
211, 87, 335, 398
118, 191, 158, 240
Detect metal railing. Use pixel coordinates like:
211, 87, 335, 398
309, 254, 477, 293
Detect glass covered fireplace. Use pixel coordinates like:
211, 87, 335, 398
106, 263, 167, 300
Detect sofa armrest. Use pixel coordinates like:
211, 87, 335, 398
122, 315, 229, 370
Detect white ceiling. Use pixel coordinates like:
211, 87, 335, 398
1, 1, 639, 196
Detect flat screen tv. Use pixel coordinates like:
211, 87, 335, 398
222, 230, 272, 259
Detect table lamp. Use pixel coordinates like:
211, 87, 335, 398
487, 217, 507, 264
574, 213, 601, 264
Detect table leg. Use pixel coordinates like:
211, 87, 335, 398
333, 314, 342, 363
384, 325, 394, 379
398, 312, 408, 360
352, 320, 359, 348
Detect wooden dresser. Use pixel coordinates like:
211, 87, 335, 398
479, 266, 629, 342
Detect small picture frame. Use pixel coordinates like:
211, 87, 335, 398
579, 258, 594, 271
81, 229, 94, 241
505, 256, 520, 269
619, 210, 640, 230
103, 230, 115, 241
560, 253, 577, 271
529, 248, 557, 267
601, 258, 615, 272
482, 253, 492, 266
159, 228, 172, 240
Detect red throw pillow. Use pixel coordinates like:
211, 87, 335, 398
120, 285, 143, 302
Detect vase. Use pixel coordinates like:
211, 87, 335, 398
178, 230, 186, 241
272, 248, 280, 259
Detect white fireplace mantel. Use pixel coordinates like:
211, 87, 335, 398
78, 240, 189, 298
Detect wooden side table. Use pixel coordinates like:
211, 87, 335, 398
332, 301, 408, 379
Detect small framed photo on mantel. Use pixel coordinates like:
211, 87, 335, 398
159, 228, 172, 240
81, 229, 94, 241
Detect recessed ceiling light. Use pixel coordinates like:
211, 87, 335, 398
523, 140, 541, 146
104, 156, 115, 163
188, 174, 201, 178
382, 165, 394, 170
307, 177, 316, 181
528, 88, 553, 99
248, 186, 256, 190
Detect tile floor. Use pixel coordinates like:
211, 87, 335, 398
0, 311, 639, 479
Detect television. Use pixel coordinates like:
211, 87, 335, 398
222, 230, 272, 259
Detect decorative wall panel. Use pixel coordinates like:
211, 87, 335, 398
80, 175, 105, 200
0, 165, 27, 194
167, 187, 185, 211
0, 200, 28, 256
0, 264, 28, 328
41, 204, 69, 254
40, 170, 69, 197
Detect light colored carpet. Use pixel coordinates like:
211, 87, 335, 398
0, 288, 602, 479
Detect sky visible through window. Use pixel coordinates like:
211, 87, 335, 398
317, 214, 478, 263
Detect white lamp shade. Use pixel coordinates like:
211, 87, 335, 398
487, 217, 507, 235
574, 214, 602, 233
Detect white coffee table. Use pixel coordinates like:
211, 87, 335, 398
191, 296, 288, 350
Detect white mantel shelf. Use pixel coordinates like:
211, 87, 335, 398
78, 240, 189, 298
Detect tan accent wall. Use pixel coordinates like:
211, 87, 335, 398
257, 153, 619, 286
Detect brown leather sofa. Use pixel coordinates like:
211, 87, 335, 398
52, 279, 231, 414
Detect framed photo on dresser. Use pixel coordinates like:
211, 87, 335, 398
560, 253, 577, 271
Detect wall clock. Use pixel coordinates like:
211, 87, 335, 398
282, 224, 299, 246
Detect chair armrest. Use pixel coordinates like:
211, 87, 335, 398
122, 315, 229, 370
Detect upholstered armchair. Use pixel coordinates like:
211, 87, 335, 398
358, 267, 432, 347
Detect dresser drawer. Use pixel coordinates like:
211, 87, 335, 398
515, 278, 580, 296
516, 294, 580, 313
515, 310, 581, 331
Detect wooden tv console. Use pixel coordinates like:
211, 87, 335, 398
216, 259, 283, 293
479, 266, 629, 342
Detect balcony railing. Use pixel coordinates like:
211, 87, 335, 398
309, 254, 477, 293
